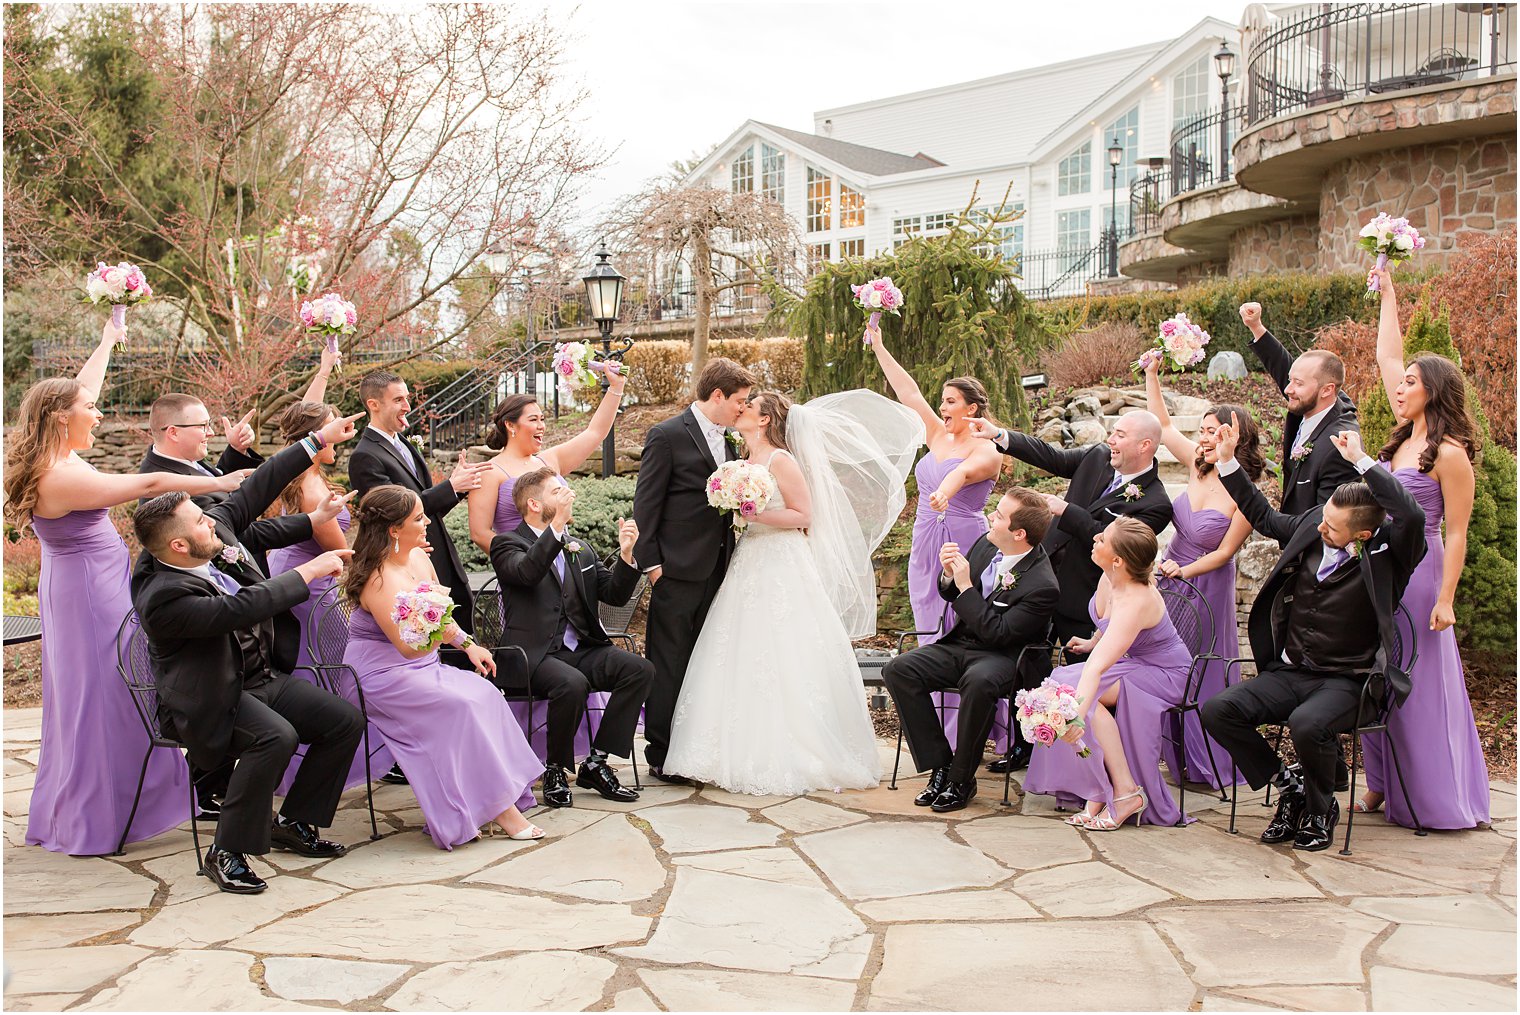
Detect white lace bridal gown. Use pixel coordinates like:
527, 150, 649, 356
664, 450, 882, 796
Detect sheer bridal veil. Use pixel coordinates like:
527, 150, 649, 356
785, 390, 923, 639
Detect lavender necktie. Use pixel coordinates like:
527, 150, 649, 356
1316, 545, 1350, 582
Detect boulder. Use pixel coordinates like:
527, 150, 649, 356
1065, 395, 1103, 421
1034, 419, 1069, 445
1208, 351, 1248, 381
1235, 536, 1281, 582
1070, 418, 1109, 447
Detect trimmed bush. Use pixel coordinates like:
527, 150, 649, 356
1044, 322, 1148, 391
621, 337, 804, 404
565, 474, 637, 556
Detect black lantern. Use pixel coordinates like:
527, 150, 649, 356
1106, 136, 1124, 277
581, 243, 628, 477
1215, 41, 1236, 182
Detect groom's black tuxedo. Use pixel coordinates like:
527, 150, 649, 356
631, 405, 738, 771
1249, 328, 1361, 516
490, 523, 652, 767
994, 432, 1172, 645
884, 539, 1059, 784
347, 427, 473, 631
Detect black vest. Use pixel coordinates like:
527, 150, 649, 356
1283, 543, 1378, 674
558, 556, 595, 648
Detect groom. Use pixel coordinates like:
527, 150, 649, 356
632, 357, 757, 782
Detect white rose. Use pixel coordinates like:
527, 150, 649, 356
86, 277, 111, 301
1359, 223, 1379, 238
867, 289, 883, 308
1394, 233, 1414, 252
328, 306, 347, 328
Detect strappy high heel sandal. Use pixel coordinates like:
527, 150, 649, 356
1085, 788, 1147, 831
1352, 793, 1384, 814
482, 820, 545, 841
1065, 804, 1102, 827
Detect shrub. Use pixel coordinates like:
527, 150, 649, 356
566, 474, 637, 556
3, 533, 41, 598
444, 507, 488, 574
621, 337, 805, 404
1042, 322, 1148, 391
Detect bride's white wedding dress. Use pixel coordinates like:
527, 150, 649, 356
663, 390, 923, 796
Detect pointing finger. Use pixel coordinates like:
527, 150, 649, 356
237, 407, 257, 428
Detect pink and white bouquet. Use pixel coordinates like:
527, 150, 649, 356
551, 341, 611, 401
391, 581, 456, 651
705, 459, 773, 532
85, 261, 153, 346
1359, 213, 1425, 301
1137, 312, 1210, 373
852, 276, 904, 346
1013, 676, 1091, 757
299, 291, 357, 369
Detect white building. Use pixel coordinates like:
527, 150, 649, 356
679, 15, 1239, 298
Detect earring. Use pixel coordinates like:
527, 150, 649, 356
393, 537, 400, 555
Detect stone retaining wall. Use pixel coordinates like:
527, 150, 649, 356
1228, 213, 1320, 276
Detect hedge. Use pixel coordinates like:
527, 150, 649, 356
621, 337, 804, 404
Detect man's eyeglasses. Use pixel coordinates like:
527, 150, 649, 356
162, 421, 216, 434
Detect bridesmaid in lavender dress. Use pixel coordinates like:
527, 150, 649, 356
268, 400, 392, 792
344, 486, 545, 847
1024, 518, 1195, 828
1355, 268, 1490, 829
4, 315, 245, 854
866, 321, 1001, 747
1142, 356, 1262, 788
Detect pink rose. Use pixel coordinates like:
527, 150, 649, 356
344, 306, 357, 324
299, 304, 316, 326
422, 605, 443, 624
556, 359, 575, 376
395, 603, 413, 620
708, 478, 722, 492
740, 500, 757, 517
1032, 723, 1057, 747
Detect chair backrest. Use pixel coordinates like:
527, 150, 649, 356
1390, 603, 1418, 677
115, 611, 174, 746
309, 584, 355, 667
598, 572, 649, 637
473, 574, 505, 649
1156, 574, 1216, 660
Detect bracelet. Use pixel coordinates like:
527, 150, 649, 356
308, 429, 327, 450
449, 629, 474, 650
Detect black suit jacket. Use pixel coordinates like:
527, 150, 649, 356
348, 428, 470, 610
489, 523, 641, 671
1221, 463, 1426, 701
1250, 328, 1362, 514
936, 538, 1059, 656
996, 432, 1173, 625
138, 444, 264, 511
631, 407, 737, 582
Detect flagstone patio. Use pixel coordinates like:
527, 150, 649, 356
3, 706, 1515, 1012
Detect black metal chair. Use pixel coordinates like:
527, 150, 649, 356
297, 585, 380, 841
114, 611, 203, 869
998, 625, 1057, 807
886, 622, 941, 791
1156, 575, 1228, 825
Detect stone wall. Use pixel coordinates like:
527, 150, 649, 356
1171, 260, 1229, 287
1227, 213, 1320, 276
1319, 135, 1517, 274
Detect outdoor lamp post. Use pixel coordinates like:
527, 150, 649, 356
582, 242, 627, 478
1106, 136, 1123, 277
1214, 41, 1237, 182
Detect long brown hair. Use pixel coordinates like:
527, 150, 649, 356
1201, 403, 1265, 481
750, 391, 792, 451
1378, 353, 1479, 471
274, 400, 343, 516
486, 394, 538, 451
341, 485, 417, 604
3, 378, 84, 528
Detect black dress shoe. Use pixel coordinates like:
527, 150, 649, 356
541, 765, 574, 807
914, 767, 951, 806
1294, 799, 1340, 852
269, 819, 348, 858
647, 767, 692, 786
194, 793, 222, 821
202, 846, 268, 894
930, 779, 979, 813
987, 742, 1032, 774
380, 763, 409, 785
1261, 788, 1308, 844
577, 757, 639, 802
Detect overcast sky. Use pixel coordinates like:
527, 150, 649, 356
550, 0, 1239, 238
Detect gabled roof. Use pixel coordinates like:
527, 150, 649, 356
752, 122, 944, 176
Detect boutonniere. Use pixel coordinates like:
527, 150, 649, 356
725, 430, 744, 451
218, 545, 252, 568
1291, 441, 1313, 462
406, 434, 426, 456
1348, 539, 1364, 559
998, 569, 1019, 590
1122, 482, 1142, 501
563, 538, 582, 555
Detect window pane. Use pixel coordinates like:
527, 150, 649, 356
839, 184, 865, 229
839, 238, 865, 259
807, 243, 830, 274
1102, 106, 1140, 187
1172, 54, 1209, 129
806, 166, 832, 233
761, 144, 785, 204
1058, 141, 1091, 196
731, 146, 754, 194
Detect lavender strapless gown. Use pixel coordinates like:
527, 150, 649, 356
268, 508, 393, 793
492, 463, 610, 759
1360, 465, 1491, 829
1024, 595, 1195, 826
343, 608, 541, 849
907, 453, 1005, 752
26, 508, 189, 854
1157, 493, 1246, 790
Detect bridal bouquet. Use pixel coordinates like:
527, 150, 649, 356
551, 341, 611, 401
299, 292, 357, 370
706, 459, 772, 532
392, 581, 456, 651
1136, 312, 1209, 374
85, 261, 153, 346
1013, 676, 1091, 757
852, 276, 903, 346
1359, 213, 1425, 300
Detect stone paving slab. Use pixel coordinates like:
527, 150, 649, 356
2, 708, 1515, 1012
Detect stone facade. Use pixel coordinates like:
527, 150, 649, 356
1227, 213, 1320, 276
1318, 135, 1518, 274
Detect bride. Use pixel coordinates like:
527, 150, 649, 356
664, 389, 922, 795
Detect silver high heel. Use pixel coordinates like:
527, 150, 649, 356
1084, 788, 1147, 831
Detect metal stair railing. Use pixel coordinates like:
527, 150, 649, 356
422, 340, 551, 454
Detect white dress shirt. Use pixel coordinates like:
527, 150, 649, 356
155, 451, 216, 475
1292, 404, 1333, 454
689, 402, 729, 465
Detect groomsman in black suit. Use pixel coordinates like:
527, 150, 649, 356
130, 422, 366, 895
347, 371, 494, 632
883, 488, 1060, 812
630, 357, 757, 783
1239, 302, 1361, 515
139, 393, 264, 509
490, 468, 652, 807
1201, 422, 1426, 851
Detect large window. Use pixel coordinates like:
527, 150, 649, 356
806, 166, 832, 233
761, 144, 785, 203
1172, 54, 1210, 128
731, 146, 754, 194
1104, 106, 1140, 187
838, 238, 865, 260
1057, 209, 1092, 248
838, 183, 865, 229
806, 243, 831, 274
972, 203, 1024, 261
1057, 141, 1091, 196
